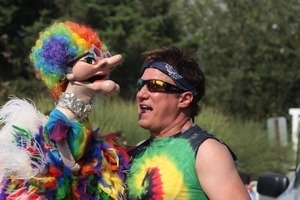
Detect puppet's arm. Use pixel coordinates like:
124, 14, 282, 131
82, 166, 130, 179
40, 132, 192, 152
56, 140, 80, 172
48, 106, 80, 171
49, 114, 81, 172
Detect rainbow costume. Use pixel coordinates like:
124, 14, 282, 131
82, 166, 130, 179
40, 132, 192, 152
0, 21, 129, 199
0, 98, 129, 200
126, 125, 237, 200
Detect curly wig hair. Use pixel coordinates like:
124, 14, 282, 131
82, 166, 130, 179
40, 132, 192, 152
29, 21, 108, 99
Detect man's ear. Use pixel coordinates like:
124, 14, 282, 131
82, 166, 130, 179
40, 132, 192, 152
178, 91, 193, 108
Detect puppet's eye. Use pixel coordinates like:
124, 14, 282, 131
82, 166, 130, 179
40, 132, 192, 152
83, 55, 96, 65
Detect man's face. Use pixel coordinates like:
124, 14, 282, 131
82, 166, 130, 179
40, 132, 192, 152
136, 68, 182, 136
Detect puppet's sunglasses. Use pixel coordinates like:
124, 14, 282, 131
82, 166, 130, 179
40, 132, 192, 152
67, 44, 111, 67
137, 79, 185, 93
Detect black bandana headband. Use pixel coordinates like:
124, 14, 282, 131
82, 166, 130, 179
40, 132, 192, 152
142, 61, 200, 102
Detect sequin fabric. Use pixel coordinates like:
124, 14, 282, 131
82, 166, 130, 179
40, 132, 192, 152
57, 92, 92, 121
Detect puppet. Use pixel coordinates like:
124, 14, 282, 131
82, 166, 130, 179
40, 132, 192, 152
0, 21, 129, 199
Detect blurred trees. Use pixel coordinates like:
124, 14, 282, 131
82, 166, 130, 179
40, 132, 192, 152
0, 0, 299, 120
0, 0, 61, 98
181, 0, 300, 120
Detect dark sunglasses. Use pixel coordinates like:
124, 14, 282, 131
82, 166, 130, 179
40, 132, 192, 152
67, 44, 111, 67
137, 79, 185, 93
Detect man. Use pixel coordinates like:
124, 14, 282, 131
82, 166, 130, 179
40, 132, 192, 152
126, 46, 250, 199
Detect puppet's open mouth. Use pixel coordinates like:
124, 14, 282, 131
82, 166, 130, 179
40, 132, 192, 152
86, 75, 107, 83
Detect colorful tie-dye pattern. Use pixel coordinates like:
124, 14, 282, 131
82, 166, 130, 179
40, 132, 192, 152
126, 125, 212, 200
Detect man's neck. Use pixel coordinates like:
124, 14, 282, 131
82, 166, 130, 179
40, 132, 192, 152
150, 118, 193, 138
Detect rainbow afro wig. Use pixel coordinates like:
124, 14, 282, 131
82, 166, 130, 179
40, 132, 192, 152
29, 21, 108, 99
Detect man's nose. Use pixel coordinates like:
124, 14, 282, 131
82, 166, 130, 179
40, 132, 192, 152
136, 84, 149, 99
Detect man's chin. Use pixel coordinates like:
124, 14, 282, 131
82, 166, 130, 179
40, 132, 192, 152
138, 120, 149, 129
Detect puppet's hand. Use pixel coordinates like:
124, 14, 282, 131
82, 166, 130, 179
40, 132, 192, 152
93, 80, 120, 96
69, 163, 80, 172
66, 79, 120, 100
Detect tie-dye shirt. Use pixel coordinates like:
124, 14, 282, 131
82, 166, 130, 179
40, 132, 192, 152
126, 124, 237, 200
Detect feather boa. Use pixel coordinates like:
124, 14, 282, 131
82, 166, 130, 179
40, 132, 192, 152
0, 97, 130, 199
0, 97, 48, 181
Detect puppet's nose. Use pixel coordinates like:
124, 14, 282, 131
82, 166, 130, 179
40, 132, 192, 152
96, 54, 122, 72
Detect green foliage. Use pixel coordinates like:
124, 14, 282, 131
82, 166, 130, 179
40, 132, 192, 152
103, 0, 184, 99
90, 96, 149, 145
180, 0, 300, 120
194, 106, 294, 179
0, 0, 61, 81
0, 78, 50, 105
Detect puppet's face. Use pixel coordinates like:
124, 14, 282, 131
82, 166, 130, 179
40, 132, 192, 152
66, 45, 112, 81
66, 45, 122, 96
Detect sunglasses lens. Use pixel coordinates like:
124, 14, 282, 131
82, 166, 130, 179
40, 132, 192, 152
137, 79, 184, 93
137, 79, 165, 92
147, 80, 165, 92
137, 79, 144, 91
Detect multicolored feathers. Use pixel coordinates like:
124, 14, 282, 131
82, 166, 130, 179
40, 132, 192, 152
0, 98, 129, 199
